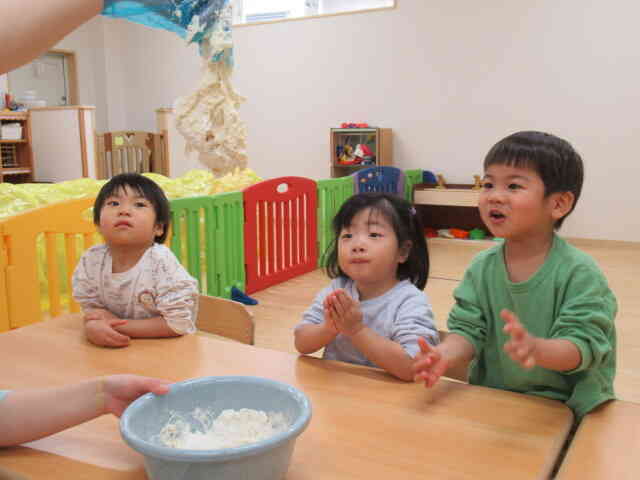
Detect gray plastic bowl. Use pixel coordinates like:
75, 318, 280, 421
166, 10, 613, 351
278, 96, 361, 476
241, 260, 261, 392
120, 376, 312, 480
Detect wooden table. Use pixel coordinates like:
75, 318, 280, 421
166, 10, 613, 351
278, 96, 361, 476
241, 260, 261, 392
557, 400, 640, 479
0, 315, 573, 479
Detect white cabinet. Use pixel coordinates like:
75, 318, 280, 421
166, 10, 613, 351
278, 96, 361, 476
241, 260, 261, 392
30, 106, 96, 182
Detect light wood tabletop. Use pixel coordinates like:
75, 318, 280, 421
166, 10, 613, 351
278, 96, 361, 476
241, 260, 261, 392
557, 400, 640, 480
0, 315, 573, 479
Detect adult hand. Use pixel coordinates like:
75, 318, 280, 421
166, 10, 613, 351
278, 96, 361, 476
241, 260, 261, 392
101, 374, 171, 416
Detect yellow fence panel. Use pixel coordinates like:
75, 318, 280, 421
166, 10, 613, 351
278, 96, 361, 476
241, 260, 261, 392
0, 197, 97, 331
0, 233, 8, 332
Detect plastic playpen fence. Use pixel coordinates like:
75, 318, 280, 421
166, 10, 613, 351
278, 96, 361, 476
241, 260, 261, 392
316, 176, 354, 267
0, 197, 97, 330
1, 171, 425, 332
243, 177, 318, 294
353, 166, 405, 196
169, 192, 245, 299
404, 169, 423, 203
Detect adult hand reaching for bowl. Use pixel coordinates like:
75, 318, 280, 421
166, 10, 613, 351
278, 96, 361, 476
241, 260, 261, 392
101, 374, 172, 417
0, 375, 171, 447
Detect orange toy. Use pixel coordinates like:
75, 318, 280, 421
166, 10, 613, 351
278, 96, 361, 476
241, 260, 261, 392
450, 228, 469, 239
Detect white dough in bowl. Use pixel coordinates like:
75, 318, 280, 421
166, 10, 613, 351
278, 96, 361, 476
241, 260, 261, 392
158, 408, 289, 450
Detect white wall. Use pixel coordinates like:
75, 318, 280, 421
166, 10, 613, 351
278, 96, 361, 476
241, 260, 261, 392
52, 16, 110, 132
106, 1, 639, 241
10, 1, 639, 242
321, 0, 393, 14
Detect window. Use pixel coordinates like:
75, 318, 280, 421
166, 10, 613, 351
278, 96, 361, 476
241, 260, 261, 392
232, 0, 395, 25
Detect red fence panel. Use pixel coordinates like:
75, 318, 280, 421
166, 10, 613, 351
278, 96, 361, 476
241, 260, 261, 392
243, 177, 317, 294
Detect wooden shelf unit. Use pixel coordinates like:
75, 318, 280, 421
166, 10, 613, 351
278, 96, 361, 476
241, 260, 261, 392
330, 127, 392, 178
0, 112, 33, 183
413, 183, 491, 235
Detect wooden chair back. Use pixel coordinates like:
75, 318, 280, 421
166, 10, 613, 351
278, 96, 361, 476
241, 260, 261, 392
96, 131, 165, 178
197, 294, 255, 345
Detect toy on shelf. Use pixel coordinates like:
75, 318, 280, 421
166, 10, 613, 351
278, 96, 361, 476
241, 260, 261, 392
469, 228, 487, 240
338, 144, 361, 165
353, 143, 375, 165
449, 228, 470, 239
424, 227, 438, 238
340, 122, 370, 128
435, 174, 447, 189
472, 174, 483, 190
437, 228, 454, 239
423, 170, 437, 184
436, 228, 470, 239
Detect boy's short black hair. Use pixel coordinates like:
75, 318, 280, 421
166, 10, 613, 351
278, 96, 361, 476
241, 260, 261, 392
93, 173, 170, 243
324, 192, 429, 290
483, 131, 584, 229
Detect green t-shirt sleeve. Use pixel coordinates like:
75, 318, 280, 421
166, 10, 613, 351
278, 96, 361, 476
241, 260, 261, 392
549, 264, 617, 374
447, 267, 486, 356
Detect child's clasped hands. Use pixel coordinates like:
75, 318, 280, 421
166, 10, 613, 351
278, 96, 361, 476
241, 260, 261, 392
323, 289, 364, 337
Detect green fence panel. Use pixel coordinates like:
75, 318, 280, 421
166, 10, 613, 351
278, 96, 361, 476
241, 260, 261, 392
169, 193, 244, 298
316, 176, 354, 267
170, 196, 208, 290
404, 169, 423, 203
210, 191, 245, 298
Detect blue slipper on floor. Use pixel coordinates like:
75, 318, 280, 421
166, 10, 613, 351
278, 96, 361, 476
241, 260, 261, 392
231, 286, 258, 305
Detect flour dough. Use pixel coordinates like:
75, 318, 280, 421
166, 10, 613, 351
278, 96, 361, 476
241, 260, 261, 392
174, 3, 247, 175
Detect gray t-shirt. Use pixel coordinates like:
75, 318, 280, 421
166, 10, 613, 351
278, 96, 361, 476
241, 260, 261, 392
296, 277, 438, 368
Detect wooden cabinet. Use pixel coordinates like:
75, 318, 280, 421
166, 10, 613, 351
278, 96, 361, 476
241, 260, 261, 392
413, 183, 490, 234
330, 127, 392, 178
0, 112, 33, 183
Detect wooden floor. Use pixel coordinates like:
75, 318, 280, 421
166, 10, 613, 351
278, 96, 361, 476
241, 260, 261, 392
246, 237, 640, 405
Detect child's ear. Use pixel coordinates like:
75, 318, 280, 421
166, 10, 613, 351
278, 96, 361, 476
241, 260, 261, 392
154, 223, 165, 239
398, 240, 412, 263
550, 191, 575, 221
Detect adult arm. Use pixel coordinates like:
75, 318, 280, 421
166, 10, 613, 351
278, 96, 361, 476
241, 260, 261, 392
0, 0, 103, 74
0, 375, 170, 447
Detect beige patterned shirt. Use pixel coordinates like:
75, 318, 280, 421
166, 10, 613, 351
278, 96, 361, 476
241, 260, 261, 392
72, 244, 198, 334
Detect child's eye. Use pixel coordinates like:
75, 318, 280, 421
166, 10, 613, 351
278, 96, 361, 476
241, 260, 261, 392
134, 201, 148, 208
482, 182, 493, 190
106, 200, 119, 207
340, 233, 352, 240
369, 232, 382, 238
508, 183, 522, 190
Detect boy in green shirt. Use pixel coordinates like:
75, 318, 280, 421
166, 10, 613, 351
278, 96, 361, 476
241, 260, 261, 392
413, 131, 617, 419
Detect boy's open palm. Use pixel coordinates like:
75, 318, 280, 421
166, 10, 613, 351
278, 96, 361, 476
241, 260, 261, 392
502, 309, 537, 369
413, 337, 448, 388
326, 289, 364, 337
